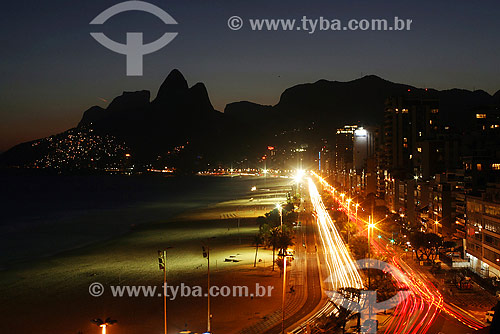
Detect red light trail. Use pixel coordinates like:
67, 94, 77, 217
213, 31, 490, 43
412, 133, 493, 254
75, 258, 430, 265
311, 172, 485, 333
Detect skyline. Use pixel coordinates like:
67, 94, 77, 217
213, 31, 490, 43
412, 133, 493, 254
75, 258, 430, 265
2, 0, 500, 151
2, 2, 500, 332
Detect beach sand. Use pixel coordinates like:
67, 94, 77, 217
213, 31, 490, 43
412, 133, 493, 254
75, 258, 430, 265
0, 175, 294, 334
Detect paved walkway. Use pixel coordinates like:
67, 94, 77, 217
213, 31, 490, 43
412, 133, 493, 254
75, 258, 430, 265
240, 200, 323, 334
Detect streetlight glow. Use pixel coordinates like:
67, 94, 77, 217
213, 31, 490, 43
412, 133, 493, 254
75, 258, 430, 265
276, 203, 283, 229
294, 169, 305, 182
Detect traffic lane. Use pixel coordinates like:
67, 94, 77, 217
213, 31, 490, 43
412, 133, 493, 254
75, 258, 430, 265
427, 311, 483, 334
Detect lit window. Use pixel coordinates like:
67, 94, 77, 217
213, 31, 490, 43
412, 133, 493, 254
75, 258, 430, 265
417, 147, 422, 152
492, 164, 500, 170
477, 164, 482, 171
431, 109, 439, 114
402, 108, 408, 113
476, 114, 487, 119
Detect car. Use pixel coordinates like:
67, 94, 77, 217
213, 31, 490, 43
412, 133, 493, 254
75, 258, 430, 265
485, 310, 495, 323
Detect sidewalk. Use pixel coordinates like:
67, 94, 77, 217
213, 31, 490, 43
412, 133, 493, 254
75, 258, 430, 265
239, 220, 309, 334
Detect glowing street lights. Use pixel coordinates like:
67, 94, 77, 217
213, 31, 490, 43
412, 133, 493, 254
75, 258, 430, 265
346, 198, 352, 243
158, 247, 173, 334
276, 203, 283, 230
293, 169, 305, 183
367, 217, 376, 289
294, 169, 305, 195
92, 318, 117, 334
202, 237, 216, 333
280, 253, 293, 334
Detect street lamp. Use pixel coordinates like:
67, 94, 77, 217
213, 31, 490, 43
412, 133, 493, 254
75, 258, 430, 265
434, 219, 441, 235
202, 237, 216, 333
280, 253, 293, 334
367, 217, 376, 291
92, 318, 117, 334
276, 203, 283, 230
158, 247, 173, 334
346, 198, 352, 243
294, 169, 305, 183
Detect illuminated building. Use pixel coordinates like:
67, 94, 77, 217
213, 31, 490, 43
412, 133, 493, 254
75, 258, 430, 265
467, 184, 500, 280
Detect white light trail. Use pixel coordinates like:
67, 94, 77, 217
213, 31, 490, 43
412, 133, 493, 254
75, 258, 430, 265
308, 178, 363, 290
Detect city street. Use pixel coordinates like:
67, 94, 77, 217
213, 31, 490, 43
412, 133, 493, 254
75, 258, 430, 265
312, 173, 490, 334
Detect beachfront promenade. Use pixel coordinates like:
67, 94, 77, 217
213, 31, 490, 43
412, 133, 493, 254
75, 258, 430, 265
240, 193, 324, 334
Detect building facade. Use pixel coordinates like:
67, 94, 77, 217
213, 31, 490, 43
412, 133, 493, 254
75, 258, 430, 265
467, 185, 500, 279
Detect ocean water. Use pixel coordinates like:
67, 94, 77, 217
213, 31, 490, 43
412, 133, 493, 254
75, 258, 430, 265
0, 174, 258, 268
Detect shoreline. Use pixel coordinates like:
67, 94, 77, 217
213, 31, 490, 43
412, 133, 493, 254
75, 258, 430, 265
0, 174, 265, 269
0, 175, 294, 334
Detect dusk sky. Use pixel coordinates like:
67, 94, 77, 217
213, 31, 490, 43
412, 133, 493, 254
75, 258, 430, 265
1, 0, 499, 151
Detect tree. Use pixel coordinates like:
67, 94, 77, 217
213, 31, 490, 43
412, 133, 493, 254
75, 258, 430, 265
276, 227, 294, 254
252, 233, 263, 267
256, 216, 267, 227
275, 256, 294, 276
264, 209, 281, 226
269, 227, 280, 271
258, 222, 272, 245
410, 232, 442, 261
349, 236, 369, 260
268, 226, 295, 271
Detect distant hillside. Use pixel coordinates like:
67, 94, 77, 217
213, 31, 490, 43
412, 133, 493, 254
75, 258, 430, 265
2, 70, 498, 170
229, 75, 494, 132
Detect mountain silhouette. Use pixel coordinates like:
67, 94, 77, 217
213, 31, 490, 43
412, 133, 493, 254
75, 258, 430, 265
75, 70, 222, 161
1, 70, 498, 170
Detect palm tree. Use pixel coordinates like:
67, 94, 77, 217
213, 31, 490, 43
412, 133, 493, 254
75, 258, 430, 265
252, 233, 263, 267
92, 317, 117, 334
269, 227, 281, 271
277, 228, 294, 255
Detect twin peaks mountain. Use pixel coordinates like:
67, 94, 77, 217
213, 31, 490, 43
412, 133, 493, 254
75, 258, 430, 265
2, 69, 499, 169
78, 69, 222, 159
